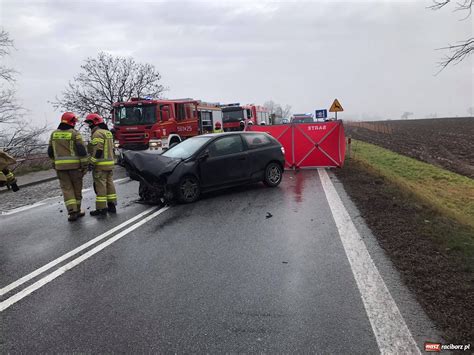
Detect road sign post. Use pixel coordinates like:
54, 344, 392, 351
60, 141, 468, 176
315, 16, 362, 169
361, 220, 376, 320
329, 98, 344, 120
315, 109, 327, 121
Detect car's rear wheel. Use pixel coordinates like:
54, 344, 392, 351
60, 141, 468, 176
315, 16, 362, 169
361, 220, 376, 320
263, 162, 283, 187
177, 175, 201, 203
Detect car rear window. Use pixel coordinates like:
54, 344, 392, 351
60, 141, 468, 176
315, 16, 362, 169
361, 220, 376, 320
243, 133, 272, 149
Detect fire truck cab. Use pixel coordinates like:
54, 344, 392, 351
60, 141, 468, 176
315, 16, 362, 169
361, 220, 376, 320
222, 104, 270, 132
112, 98, 222, 152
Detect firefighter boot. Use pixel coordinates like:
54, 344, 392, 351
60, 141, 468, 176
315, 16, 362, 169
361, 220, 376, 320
107, 202, 116, 214
68, 212, 78, 222
90, 208, 107, 216
76, 202, 85, 218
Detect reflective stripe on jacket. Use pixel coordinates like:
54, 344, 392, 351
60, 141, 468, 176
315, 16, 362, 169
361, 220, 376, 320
89, 128, 114, 171
48, 129, 87, 170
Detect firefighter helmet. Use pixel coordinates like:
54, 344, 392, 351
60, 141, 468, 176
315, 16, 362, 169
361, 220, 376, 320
61, 112, 78, 126
84, 113, 104, 126
215, 121, 222, 129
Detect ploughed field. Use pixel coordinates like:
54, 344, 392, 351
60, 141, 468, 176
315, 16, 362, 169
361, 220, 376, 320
344, 117, 474, 178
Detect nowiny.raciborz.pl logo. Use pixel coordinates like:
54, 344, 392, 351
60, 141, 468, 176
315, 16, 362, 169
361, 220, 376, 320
424, 342, 471, 352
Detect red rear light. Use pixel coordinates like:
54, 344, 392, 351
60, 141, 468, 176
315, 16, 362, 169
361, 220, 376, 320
281, 146, 285, 155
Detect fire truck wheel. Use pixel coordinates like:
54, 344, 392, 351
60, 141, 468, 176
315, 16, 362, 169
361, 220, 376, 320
177, 175, 201, 203
263, 162, 283, 187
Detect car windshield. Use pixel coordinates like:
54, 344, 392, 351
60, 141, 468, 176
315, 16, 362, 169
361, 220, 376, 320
223, 108, 244, 122
114, 104, 157, 125
162, 136, 212, 159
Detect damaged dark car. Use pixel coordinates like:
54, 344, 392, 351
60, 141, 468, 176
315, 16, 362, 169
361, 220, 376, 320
123, 132, 285, 204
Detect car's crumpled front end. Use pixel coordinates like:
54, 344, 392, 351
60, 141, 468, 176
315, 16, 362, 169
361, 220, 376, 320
122, 150, 181, 203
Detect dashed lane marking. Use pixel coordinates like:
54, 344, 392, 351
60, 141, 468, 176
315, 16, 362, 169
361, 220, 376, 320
0, 206, 169, 312
318, 169, 421, 354
0, 206, 157, 297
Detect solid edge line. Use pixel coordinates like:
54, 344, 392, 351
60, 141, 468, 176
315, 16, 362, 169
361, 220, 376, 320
0, 206, 169, 312
318, 169, 421, 354
0, 206, 158, 296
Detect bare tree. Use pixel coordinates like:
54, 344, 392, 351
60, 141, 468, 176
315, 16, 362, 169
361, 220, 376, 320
0, 29, 47, 156
401, 111, 413, 119
264, 100, 292, 124
429, 0, 474, 70
0, 29, 19, 125
52, 52, 166, 120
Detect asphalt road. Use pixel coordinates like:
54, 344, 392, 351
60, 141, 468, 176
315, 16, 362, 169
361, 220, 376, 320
0, 170, 437, 353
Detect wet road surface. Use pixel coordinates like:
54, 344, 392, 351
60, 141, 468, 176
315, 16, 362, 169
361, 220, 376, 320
0, 170, 433, 352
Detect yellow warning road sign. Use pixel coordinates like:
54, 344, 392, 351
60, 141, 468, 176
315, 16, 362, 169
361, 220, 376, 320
329, 99, 344, 112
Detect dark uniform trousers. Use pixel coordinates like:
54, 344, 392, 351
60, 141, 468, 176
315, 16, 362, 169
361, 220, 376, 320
57, 170, 84, 213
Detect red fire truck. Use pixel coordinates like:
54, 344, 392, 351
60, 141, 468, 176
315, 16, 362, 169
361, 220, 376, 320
221, 104, 270, 132
112, 98, 223, 151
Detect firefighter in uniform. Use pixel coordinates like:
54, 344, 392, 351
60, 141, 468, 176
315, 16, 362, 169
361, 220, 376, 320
0, 149, 19, 192
213, 121, 224, 133
48, 112, 88, 221
85, 113, 117, 216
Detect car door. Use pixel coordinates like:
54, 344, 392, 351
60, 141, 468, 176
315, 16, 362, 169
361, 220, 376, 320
199, 135, 249, 188
242, 133, 277, 179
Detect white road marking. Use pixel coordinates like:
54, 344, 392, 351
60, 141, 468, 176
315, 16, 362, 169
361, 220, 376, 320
0, 206, 169, 312
114, 177, 129, 184
0, 177, 131, 216
1, 202, 46, 215
318, 169, 421, 354
0, 206, 157, 296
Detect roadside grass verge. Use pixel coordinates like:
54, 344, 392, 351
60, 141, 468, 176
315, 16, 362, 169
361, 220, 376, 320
350, 139, 474, 260
335, 156, 474, 343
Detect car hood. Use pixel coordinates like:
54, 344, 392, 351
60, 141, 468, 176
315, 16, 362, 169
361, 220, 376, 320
123, 150, 181, 181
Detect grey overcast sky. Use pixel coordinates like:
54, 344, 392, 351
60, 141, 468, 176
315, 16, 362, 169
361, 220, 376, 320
0, 0, 473, 128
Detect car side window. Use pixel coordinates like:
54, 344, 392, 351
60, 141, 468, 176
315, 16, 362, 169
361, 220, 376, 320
208, 135, 244, 157
243, 133, 271, 149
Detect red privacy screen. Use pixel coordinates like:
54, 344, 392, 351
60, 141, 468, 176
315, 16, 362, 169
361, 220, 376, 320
247, 121, 346, 169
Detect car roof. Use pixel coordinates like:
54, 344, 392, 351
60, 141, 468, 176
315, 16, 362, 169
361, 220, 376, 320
199, 131, 268, 138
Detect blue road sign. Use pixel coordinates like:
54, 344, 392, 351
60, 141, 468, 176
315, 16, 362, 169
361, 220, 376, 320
315, 109, 327, 119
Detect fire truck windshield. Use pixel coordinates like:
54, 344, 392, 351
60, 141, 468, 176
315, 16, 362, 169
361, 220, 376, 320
222, 108, 244, 122
114, 104, 157, 125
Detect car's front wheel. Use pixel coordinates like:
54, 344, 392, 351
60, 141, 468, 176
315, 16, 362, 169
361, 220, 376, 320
177, 175, 201, 203
263, 162, 283, 187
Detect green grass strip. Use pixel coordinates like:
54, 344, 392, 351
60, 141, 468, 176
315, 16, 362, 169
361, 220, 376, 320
350, 140, 474, 229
